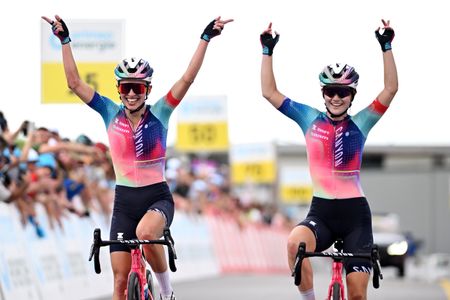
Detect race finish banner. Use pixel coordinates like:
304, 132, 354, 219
41, 20, 124, 104
279, 165, 313, 205
230, 143, 276, 184
176, 96, 229, 152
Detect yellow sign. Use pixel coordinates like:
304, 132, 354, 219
176, 122, 228, 152
231, 161, 275, 184
280, 185, 313, 204
41, 62, 118, 104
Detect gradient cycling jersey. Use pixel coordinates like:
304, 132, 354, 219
278, 98, 388, 199
87, 91, 180, 187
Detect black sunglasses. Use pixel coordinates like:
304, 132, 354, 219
323, 86, 354, 98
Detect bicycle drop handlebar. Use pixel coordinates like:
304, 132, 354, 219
88, 227, 178, 274
292, 242, 383, 288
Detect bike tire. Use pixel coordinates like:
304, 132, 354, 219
332, 282, 341, 300
146, 269, 155, 300
127, 272, 141, 300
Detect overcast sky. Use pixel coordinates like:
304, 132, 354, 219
2, 0, 449, 147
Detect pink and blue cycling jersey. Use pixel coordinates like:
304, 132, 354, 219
278, 97, 388, 199
87, 91, 180, 187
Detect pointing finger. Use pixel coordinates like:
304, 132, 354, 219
221, 19, 234, 24
41, 16, 54, 25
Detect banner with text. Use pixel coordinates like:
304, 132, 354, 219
279, 165, 313, 204
230, 143, 276, 184
176, 96, 229, 152
41, 19, 124, 104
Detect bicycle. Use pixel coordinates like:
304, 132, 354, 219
292, 239, 383, 300
88, 227, 177, 300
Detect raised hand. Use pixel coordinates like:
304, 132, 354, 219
200, 16, 234, 42
42, 15, 71, 45
375, 19, 395, 52
260, 23, 279, 56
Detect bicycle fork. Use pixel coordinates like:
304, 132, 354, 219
126, 248, 148, 300
328, 259, 345, 300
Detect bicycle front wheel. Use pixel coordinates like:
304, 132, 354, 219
331, 282, 341, 300
146, 269, 155, 300
127, 272, 141, 300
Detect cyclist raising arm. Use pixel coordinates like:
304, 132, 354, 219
42, 15, 233, 300
260, 20, 397, 300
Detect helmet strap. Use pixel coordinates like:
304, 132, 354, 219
325, 100, 353, 119
326, 106, 348, 119
122, 91, 148, 114
126, 102, 146, 114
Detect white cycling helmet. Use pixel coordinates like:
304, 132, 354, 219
114, 57, 153, 83
319, 63, 359, 89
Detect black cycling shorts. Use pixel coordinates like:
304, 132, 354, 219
109, 182, 174, 253
298, 196, 373, 275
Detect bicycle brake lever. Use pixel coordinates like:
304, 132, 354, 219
291, 255, 300, 277
88, 243, 95, 261
164, 228, 175, 245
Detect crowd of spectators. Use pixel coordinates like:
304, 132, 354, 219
0, 111, 294, 239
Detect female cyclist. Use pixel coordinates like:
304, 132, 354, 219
260, 20, 398, 300
42, 14, 233, 300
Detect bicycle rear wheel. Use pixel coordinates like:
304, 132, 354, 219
127, 272, 141, 300
331, 282, 341, 300
146, 269, 155, 300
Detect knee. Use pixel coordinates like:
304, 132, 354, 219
136, 227, 158, 240
287, 237, 300, 258
347, 288, 366, 300
347, 293, 365, 300
113, 272, 128, 292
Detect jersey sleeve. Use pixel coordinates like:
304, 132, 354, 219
87, 92, 120, 129
278, 97, 321, 134
352, 98, 389, 137
150, 91, 180, 129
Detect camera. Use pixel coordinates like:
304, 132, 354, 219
21, 121, 35, 136
0, 112, 7, 133
22, 121, 29, 136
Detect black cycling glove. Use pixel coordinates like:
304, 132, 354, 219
375, 27, 395, 52
201, 20, 221, 42
260, 32, 279, 56
52, 18, 71, 45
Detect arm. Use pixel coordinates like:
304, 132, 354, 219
39, 141, 98, 156
260, 23, 286, 108
42, 15, 95, 104
375, 19, 398, 107
19, 129, 35, 163
3, 121, 27, 145
170, 17, 233, 101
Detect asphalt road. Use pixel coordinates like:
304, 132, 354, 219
96, 268, 449, 300
171, 272, 448, 300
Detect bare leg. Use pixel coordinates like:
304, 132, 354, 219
346, 271, 369, 300
287, 225, 317, 293
136, 210, 167, 272
111, 251, 131, 300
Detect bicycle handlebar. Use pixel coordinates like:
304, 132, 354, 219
88, 227, 178, 274
292, 242, 383, 288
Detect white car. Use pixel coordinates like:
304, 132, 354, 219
372, 213, 411, 277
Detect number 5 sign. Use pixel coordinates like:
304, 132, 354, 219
176, 96, 229, 152
41, 20, 124, 104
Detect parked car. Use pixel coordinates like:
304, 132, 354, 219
372, 212, 413, 278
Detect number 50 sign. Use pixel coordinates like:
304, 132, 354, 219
176, 96, 229, 152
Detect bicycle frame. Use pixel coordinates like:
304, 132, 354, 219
125, 246, 148, 299
329, 255, 345, 300
88, 227, 177, 300
292, 239, 383, 300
